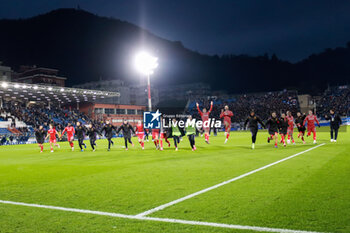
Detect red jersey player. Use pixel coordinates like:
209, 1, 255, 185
135, 120, 145, 150
196, 101, 213, 144
152, 128, 160, 149
286, 111, 295, 145
61, 123, 75, 151
303, 110, 320, 144
220, 105, 234, 144
45, 124, 60, 152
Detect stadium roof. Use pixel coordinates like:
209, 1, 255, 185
0, 81, 120, 104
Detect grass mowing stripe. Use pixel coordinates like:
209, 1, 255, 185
0, 200, 323, 233
136, 143, 326, 217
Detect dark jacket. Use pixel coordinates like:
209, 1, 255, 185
35, 129, 46, 143
116, 123, 135, 138
325, 113, 342, 128
244, 115, 265, 130
102, 124, 116, 138
75, 125, 86, 138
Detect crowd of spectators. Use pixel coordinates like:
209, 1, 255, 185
316, 85, 350, 118
186, 90, 300, 123
1, 102, 103, 134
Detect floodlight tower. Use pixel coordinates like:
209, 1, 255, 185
134, 52, 158, 111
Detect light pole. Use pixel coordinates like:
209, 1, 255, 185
134, 52, 158, 111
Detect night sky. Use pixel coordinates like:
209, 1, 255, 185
1, 0, 350, 62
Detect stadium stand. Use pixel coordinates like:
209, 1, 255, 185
186, 90, 300, 124
316, 85, 350, 118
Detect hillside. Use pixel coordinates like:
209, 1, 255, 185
0, 8, 349, 94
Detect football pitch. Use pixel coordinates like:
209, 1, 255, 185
0, 127, 349, 233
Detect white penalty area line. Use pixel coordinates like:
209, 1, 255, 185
136, 143, 326, 217
0, 200, 323, 233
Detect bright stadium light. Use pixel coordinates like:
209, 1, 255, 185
134, 51, 158, 111
1, 82, 8, 88
14, 84, 20, 88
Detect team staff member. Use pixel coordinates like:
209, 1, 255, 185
75, 122, 87, 152
116, 120, 135, 150
244, 110, 265, 149
87, 123, 102, 151
102, 120, 117, 151
325, 109, 342, 142
295, 112, 306, 144
35, 125, 46, 153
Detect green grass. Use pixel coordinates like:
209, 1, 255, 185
0, 126, 349, 233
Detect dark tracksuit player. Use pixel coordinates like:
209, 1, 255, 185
75, 122, 87, 152
102, 120, 116, 151
265, 112, 280, 148
295, 112, 306, 144
244, 110, 265, 149
116, 120, 135, 150
325, 109, 342, 142
35, 125, 46, 153
87, 123, 102, 151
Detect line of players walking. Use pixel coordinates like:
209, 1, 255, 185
35, 102, 342, 152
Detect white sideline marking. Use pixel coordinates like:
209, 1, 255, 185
136, 143, 326, 217
0, 200, 323, 233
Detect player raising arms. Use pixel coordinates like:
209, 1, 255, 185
35, 125, 46, 153
286, 111, 295, 145
196, 101, 213, 144
220, 105, 234, 144
116, 120, 135, 151
135, 120, 145, 149
45, 124, 60, 152
244, 110, 265, 149
303, 110, 320, 144
295, 112, 306, 144
278, 113, 289, 147
61, 123, 75, 151
101, 120, 116, 151
266, 112, 279, 148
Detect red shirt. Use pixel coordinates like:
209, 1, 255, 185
136, 124, 144, 134
220, 110, 234, 123
197, 103, 213, 122
48, 128, 57, 140
62, 126, 75, 136
286, 116, 294, 128
303, 115, 320, 128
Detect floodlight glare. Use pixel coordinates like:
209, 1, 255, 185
14, 84, 19, 88
33, 86, 38, 90
134, 52, 158, 75
1, 82, 8, 88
